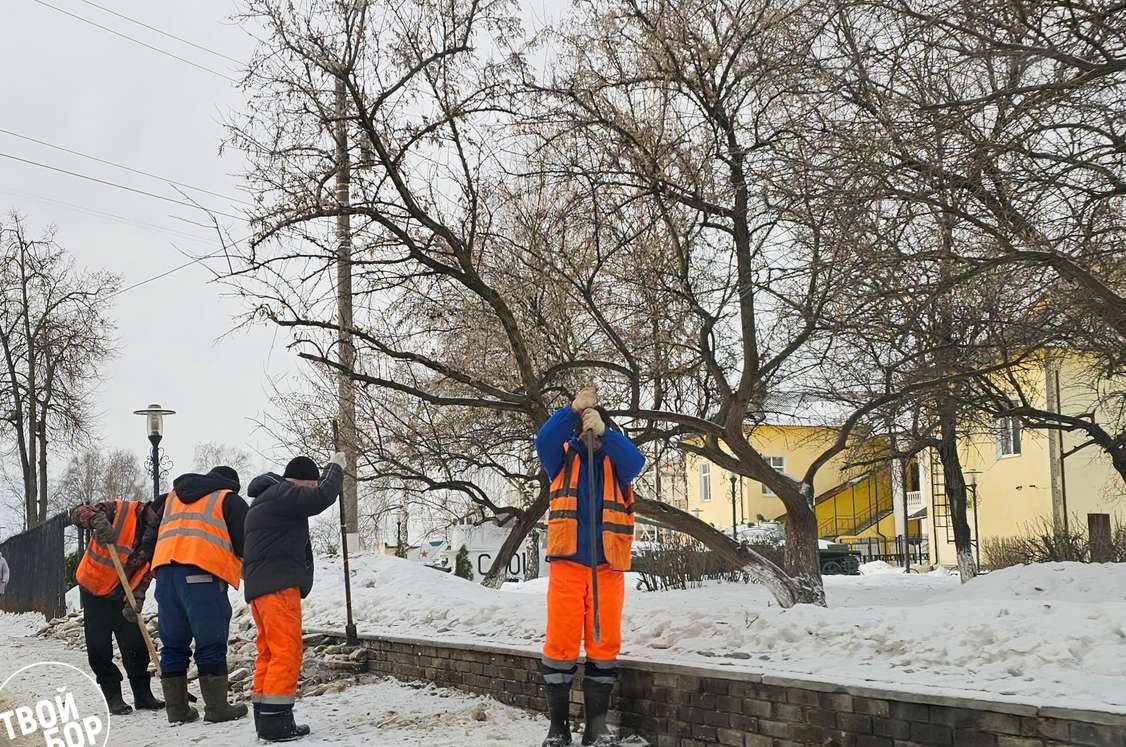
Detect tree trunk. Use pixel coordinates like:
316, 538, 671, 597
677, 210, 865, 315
634, 498, 819, 608
524, 527, 541, 581
937, 401, 978, 582
777, 496, 826, 605
36, 415, 48, 524
483, 480, 549, 589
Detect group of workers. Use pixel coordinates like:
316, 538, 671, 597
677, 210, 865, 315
70, 384, 643, 746
71, 453, 344, 742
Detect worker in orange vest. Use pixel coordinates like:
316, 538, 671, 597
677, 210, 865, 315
537, 386, 644, 747
152, 465, 249, 726
70, 499, 164, 715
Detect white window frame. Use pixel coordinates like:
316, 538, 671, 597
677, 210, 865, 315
995, 416, 1022, 458
699, 463, 712, 502
761, 456, 786, 495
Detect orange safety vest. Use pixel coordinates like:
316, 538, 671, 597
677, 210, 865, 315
546, 443, 635, 571
152, 489, 242, 588
75, 500, 148, 596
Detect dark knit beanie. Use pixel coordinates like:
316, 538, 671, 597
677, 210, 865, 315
283, 456, 320, 481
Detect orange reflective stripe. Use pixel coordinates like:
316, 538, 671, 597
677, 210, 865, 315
600, 456, 634, 571
547, 445, 581, 557
153, 489, 242, 588
76, 500, 147, 595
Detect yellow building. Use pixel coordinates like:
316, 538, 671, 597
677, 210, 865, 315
922, 355, 1126, 567
681, 398, 915, 552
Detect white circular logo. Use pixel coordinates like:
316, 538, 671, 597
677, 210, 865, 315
0, 662, 111, 747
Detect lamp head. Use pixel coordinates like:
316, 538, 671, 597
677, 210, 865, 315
134, 404, 176, 439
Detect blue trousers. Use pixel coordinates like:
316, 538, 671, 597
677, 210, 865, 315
155, 564, 232, 677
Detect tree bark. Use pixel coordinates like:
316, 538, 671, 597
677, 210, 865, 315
524, 527, 540, 581
36, 415, 48, 524
937, 400, 978, 582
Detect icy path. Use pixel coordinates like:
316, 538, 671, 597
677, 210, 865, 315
0, 623, 547, 746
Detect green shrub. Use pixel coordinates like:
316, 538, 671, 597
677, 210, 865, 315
454, 544, 473, 581
64, 550, 82, 589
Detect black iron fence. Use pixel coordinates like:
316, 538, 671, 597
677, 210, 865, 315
839, 534, 930, 568
0, 512, 69, 620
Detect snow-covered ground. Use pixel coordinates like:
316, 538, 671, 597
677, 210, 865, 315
0, 617, 546, 746
287, 555, 1126, 714
40, 557, 1126, 719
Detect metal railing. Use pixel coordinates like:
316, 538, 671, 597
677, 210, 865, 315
839, 534, 930, 567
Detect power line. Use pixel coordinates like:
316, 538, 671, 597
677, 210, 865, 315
75, 0, 243, 65
0, 187, 217, 244
108, 251, 227, 298
0, 151, 245, 221
30, 0, 239, 82
0, 127, 251, 206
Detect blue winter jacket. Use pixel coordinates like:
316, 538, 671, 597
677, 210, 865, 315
536, 408, 646, 567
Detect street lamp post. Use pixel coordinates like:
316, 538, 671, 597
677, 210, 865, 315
729, 474, 738, 540
966, 468, 982, 568
134, 404, 175, 500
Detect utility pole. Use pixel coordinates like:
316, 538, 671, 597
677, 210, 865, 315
335, 74, 360, 551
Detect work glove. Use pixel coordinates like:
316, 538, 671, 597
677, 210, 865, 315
330, 451, 347, 470
122, 594, 143, 624
91, 512, 115, 546
572, 386, 599, 414
581, 408, 606, 437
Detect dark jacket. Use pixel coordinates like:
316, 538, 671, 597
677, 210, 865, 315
169, 470, 250, 559
536, 407, 646, 567
242, 463, 344, 603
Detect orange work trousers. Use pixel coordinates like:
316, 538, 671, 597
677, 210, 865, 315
543, 560, 624, 672
250, 587, 303, 706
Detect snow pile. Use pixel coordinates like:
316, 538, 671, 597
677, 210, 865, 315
0, 612, 45, 637
268, 554, 1126, 714
859, 560, 904, 575
948, 562, 1126, 603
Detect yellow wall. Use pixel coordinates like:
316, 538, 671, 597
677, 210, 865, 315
1057, 355, 1126, 520
927, 354, 1126, 567
683, 425, 878, 531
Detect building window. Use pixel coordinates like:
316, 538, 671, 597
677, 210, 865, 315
995, 416, 1022, 457
761, 456, 785, 495
699, 463, 711, 502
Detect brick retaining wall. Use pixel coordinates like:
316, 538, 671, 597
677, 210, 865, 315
309, 629, 1126, 747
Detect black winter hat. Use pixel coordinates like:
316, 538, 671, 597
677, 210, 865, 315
283, 456, 320, 481
210, 466, 240, 490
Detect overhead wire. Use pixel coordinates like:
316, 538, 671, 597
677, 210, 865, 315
0, 151, 245, 221
30, 0, 239, 82
74, 0, 243, 65
0, 127, 252, 206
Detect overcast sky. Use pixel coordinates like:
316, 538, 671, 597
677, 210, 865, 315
0, 1, 297, 535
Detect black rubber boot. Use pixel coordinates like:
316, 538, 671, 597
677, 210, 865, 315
257, 707, 311, 742
129, 676, 165, 710
199, 671, 248, 722
542, 682, 573, 746
161, 675, 199, 724
100, 681, 133, 716
581, 679, 616, 746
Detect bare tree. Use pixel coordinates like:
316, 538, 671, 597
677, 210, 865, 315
193, 441, 257, 481
825, 0, 1126, 491
58, 447, 147, 506
0, 213, 118, 528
